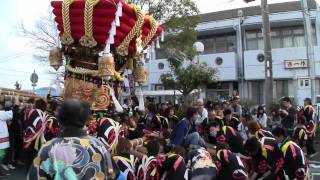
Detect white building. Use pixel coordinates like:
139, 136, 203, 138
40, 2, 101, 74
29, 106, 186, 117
145, 0, 320, 105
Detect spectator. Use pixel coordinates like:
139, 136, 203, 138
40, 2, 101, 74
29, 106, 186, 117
237, 114, 252, 141
267, 109, 281, 129
223, 109, 240, 130
10, 103, 25, 166
28, 99, 116, 179
201, 109, 218, 135
206, 109, 217, 125
127, 111, 144, 140
159, 103, 168, 117
122, 98, 133, 116
206, 101, 214, 111
146, 103, 160, 131
221, 101, 229, 112
206, 122, 218, 145
164, 107, 179, 129
131, 96, 139, 110
280, 97, 297, 135
170, 107, 204, 148
195, 99, 208, 127
229, 96, 242, 118
0, 102, 13, 177
256, 105, 267, 129
2, 104, 20, 171
213, 102, 223, 117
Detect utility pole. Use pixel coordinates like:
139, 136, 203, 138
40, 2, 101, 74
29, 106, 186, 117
317, 3, 320, 46
244, 0, 273, 108
235, 10, 246, 99
261, 0, 274, 108
301, 0, 316, 104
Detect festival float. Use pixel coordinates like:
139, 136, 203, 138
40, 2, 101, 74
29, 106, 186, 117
50, 0, 163, 112
49, 0, 163, 154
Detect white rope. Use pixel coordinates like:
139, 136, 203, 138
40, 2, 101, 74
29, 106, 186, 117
103, 1, 123, 55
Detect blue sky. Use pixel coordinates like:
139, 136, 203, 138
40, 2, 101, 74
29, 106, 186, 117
0, 0, 311, 90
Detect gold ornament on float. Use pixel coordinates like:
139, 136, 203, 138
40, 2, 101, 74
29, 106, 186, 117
98, 54, 115, 81
134, 60, 148, 84
49, 48, 63, 71
92, 85, 110, 110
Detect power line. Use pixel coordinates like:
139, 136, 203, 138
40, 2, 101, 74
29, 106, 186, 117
0, 50, 34, 64
0, 67, 33, 74
0, 49, 32, 59
0, 73, 30, 77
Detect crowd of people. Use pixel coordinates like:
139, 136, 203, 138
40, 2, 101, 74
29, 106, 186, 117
0, 95, 318, 180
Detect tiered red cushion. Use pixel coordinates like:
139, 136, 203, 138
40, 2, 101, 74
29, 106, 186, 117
51, 0, 162, 54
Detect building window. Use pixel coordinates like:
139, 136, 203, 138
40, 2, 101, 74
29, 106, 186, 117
282, 28, 294, 48
200, 38, 215, 54
198, 34, 236, 54
271, 30, 281, 48
155, 49, 166, 59
246, 30, 263, 50
215, 36, 227, 53
251, 81, 264, 105
154, 84, 164, 90
276, 80, 289, 99
158, 63, 165, 70
227, 35, 236, 52
246, 26, 307, 50
292, 28, 305, 47
312, 26, 317, 46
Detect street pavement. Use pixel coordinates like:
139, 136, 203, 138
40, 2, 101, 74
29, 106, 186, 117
2, 165, 25, 180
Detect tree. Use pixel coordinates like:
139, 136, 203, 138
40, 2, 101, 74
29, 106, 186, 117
17, 11, 60, 62
160, 62, 218, 102
126, 0, 200, 60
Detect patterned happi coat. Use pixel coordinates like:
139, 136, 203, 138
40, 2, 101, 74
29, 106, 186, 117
28, 128, 116, 180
